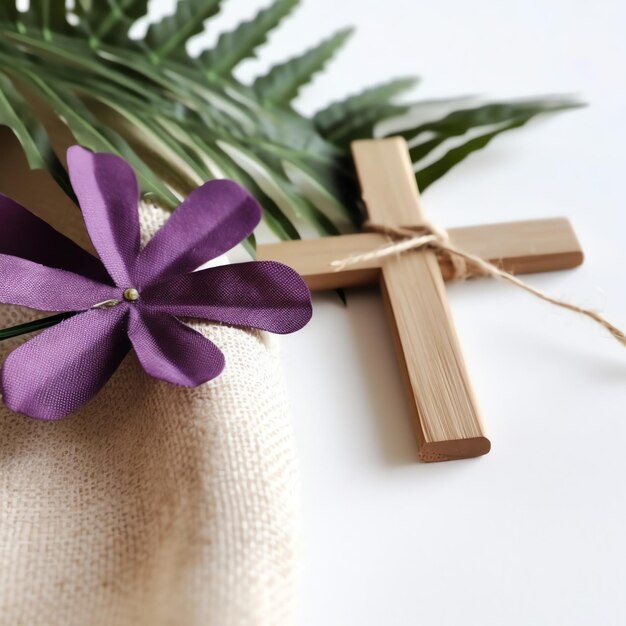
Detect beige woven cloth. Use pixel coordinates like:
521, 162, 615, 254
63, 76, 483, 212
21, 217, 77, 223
0, 145, 300, 625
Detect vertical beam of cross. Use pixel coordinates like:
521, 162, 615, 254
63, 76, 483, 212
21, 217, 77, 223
351, 138, 489, 461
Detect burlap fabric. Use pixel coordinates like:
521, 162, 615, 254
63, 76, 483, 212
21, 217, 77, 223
0, 144, 300, 625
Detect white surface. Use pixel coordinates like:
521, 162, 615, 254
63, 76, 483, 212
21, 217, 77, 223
157, 1, 626, 623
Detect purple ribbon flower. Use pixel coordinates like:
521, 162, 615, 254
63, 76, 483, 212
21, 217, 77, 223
0, 146, 312, 420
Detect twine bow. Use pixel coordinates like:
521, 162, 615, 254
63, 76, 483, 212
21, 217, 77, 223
331, 221, 626, 348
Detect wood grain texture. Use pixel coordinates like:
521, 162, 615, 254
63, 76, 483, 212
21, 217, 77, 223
350, 137, 490, 461
256, 218, 583, 290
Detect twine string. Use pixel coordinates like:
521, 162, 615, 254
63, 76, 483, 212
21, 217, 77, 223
330, 221, 626, 348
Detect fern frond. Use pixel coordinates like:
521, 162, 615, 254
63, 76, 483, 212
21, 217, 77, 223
199, 0, 300, 78
145, 0, 223, 63
254, 28, 353, 105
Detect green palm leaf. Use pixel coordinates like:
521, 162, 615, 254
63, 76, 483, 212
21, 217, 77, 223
0, 0, 582, 244
315, 77, 418, 140
0, 71, 72, 195
254, 28, 353, 105
399, 99, 581, 144
16, 68, 179, 206
0, 72, 53, 172
75, 0, 150, 47
199, 0, 300, 78
145, 0, 223, 63
415, 116, 537, 190
19, 0, 71, 38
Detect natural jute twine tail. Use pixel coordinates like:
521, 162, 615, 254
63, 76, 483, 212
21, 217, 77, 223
330, 221, 626, 347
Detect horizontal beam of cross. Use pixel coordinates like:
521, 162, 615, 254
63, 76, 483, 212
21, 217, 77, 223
257, 218, 583, 291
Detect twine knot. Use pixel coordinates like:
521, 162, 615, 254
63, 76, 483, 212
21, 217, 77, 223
330, 219, 626, 348
361, 221, 470, 281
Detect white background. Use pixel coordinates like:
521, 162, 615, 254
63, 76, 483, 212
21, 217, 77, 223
151, 2, 626, 624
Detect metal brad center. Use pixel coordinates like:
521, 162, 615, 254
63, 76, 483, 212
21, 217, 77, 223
123, 288, 140, 302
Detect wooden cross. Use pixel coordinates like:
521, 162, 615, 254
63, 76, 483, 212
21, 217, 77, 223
257, 138, 583, 462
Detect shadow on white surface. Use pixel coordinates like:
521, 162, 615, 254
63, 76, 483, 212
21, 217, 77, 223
343, 287, 419, 466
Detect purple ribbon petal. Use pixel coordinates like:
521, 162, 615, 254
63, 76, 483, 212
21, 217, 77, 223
0, 307, 130, 420
67, 146, 141, 287
132, 180, 261, 288
127, 308, 225, 386
0, 254, 120, 311
0, 193, 110, 283
141, 261, 312, 334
